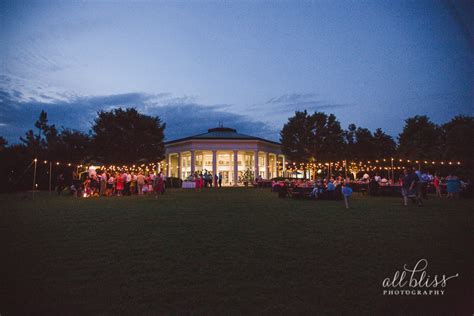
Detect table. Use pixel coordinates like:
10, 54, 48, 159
182, 181, 196, 189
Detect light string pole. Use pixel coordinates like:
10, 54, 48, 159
344, 159, 347, 179
49, 161, 52, 195
390, 157, 394, 182
32, 158, 37, 191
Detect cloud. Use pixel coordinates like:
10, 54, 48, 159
265, 93, 319, 105
0, 89, 280, 144
264, 93, 351, 113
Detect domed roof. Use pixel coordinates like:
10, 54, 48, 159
165, 126, 280, 145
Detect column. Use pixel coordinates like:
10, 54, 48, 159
273, 155, 277, 178
190, 150, 195, 175
233, 150, 238, 186
212, 150, 217, 176
177, 152, 181, 179
265, 152, 270, 179
254, 150, 259, 180
282, 155, 286, 177
167, 154, 171, 177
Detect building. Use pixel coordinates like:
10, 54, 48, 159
164, 127, 286, 186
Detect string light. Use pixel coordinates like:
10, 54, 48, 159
29, 156, 463, 177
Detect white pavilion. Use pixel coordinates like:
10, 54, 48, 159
164, 127, 286, 186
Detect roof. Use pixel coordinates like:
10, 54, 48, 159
165, 127, 281, 146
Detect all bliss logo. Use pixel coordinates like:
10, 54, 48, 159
382, 259, 459, 296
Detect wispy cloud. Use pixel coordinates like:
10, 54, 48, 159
265, 93, 319, 105
247, 93, 353, 123
0, 89, 280, 144
265, 93, 351, 113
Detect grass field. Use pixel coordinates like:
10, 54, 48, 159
1, 188, 472, 314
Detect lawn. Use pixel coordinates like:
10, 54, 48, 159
1, 188, 472, 314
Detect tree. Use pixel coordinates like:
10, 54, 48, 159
344, 123, 357, 157
20, 110, 55, 157
57, 129, 91, 162
372, 128, 396, 158
441, 115, 474, 162
441, 115, 474, 180
92, 108, 166, 164
34, 110, 49, 139
344, 124, 377, 160
398, 115, 442, 159
42, 128, 91, 163
352, 127, 376, 160
344, 125, 394, 161
312, 113, 345, 162
280, 111, 345, 178
280, 110, 314, 165
0, 136, 7, 151
280, 111, 345, 167
19, 110, 86, 161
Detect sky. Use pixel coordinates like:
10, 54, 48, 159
0, 0, 473, 144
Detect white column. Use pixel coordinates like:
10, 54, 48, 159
273, 154, 277, 178
254, 150, 259, 180
233, 150, 238, 186
190, 150, 195, 175
167, 154, 171, 177
282, 155, 286, 177
212, 150, 217, 176
265, 152, 270, 179
177, 152, 181, 179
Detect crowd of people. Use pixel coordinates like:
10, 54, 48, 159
272, 176, 354, 208
67, 169, 166, 198
271, 168, 468, 208
398, 168, 465, 206
55, 165, 467, 209
185, 170, 223, 189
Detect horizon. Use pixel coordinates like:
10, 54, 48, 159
1, 0, 473, 144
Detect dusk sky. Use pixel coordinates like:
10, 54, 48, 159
1, 0, 472, 143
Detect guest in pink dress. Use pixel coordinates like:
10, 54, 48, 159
116, 173, 124, 196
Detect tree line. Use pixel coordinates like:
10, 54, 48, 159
0, 107, 472, 192
0, 108, 165, 192
280, 110, 473, 177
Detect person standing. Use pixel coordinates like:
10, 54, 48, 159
137, 173, 145, 195
124, 172, 131, 196
57, 173, 65, 195
100, 172, 107, 196
402, 169, 423, 206
116, 172, 124, 196
203, 171, 208, 188
130, 173, 137, 195
154, 172, 164, 198
107, 174, 115, 196
446, 174, 461, 199
214, 173, 218, 188
433, 175, 442, 198
198, 172, 204, 191
218, 172, 222, 187
342, 178, 353, 209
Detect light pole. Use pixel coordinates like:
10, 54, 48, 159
390, 158, 394, 182
344, 160, 347, 178
32, 158, 37, 191
49, 161, 52, 194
